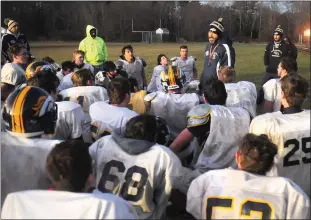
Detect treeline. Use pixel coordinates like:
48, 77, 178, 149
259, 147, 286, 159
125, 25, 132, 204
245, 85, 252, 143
1, 1, 310, 42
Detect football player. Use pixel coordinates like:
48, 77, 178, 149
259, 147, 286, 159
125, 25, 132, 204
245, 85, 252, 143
171, 45, 197, 84
187, 133, 310, 219
56, 60, 75, 90
72, 49, 94, 74
170, 78, 251, 194
27, 68, 85, 141
263, 57, 298, 113
89, 77, 137, 141
1, 140, 138, 219
250, 74, 310, 197
217, 66, 257, 118
1, 86, 60, 205
144, 63, 200, 140
89, 114, 181, 219
115, 45, 147, 90
147, 54, 169, 93
59, 69, 109, 143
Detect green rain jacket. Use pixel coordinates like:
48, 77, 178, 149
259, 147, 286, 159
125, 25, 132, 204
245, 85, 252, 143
79, 25, 108, 66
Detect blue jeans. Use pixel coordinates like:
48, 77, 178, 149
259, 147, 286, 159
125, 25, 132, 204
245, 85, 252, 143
92, 63, 104, 75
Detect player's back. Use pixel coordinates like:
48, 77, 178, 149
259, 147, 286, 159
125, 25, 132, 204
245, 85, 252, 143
225, 81, 257, 118
187, 168, 310, 219
145, 91, 200, 138
195, 105, 250, 173
1, 190, 138, 219
90, 135, 182, 219
54, 101, 85, 140
1, 132, 61, 206
250, 110, 311, 197
59, 86, 108, 114
59, 86, 109, 143
89, 101, 137, 141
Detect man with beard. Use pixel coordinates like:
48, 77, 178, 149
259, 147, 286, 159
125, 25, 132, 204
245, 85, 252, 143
200, 18, 232, 87
257, 25, 290, 104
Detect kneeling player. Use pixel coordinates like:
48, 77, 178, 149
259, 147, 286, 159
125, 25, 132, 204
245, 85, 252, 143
1, 86, 60, 205
1, 140, 138, 219
90, 115, 182, 219
187, 133, 310, 219
90, 77, 137, 141
250, 74, 310, 197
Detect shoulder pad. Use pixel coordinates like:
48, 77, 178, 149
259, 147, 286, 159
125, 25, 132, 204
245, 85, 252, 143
114, 60, 124, 69
189, 56, 197, 61
140, 58, 147, 67
187, 104, 212, 128
144, 92, 157, 102
170, 57, 178, 62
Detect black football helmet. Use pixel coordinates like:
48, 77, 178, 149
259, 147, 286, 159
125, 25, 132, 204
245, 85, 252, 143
155, 116, 170, 146
26, 61, 54, 80
2, 86, 58, 137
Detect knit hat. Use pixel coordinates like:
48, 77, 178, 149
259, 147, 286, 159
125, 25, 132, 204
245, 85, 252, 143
209, 17, 224, 36
274, 25, 283, 36
4, 18, 18, 31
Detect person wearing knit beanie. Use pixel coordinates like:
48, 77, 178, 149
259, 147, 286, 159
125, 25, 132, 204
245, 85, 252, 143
2, 18, 31, 64
273, 25, 284, 42
257, 25, 292, 105
200, 18, 232, 86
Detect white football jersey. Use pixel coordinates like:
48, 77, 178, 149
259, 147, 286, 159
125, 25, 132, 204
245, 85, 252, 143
175, 56, 196, 83
1, 190, 138, 219
249, 110, 311, 197
59, 86, 109, 143
57, 72, 74, 92
263, 78, 281, 112
54, 101, 85, 140
145, 91, 200, 139
1, 132, 62, 206
187, 168, 310, 219
59, 86, 108, 113
89, 135, 182, 219
225, 81, 257, 118
195, 105, 251, 173
89, 101, 137, 141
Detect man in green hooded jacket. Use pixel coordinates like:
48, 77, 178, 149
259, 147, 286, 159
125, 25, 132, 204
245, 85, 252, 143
79, 25, 108, 74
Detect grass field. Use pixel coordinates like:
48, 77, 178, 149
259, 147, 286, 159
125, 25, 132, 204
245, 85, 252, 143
30, 42, 310, 87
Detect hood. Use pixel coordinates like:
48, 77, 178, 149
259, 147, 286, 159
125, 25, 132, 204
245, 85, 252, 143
86, 25, 97, 38
112, 133, 154, 155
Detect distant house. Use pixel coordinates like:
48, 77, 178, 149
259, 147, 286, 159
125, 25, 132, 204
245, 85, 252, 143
155, 28, 170, 42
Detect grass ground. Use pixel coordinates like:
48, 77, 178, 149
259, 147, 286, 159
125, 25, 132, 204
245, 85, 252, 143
31, 41, 310, 110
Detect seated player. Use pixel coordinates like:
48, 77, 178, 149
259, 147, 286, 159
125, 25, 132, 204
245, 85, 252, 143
1, 140, 138, 219
147, 54, 169, 93
90, 115, 181, 219
144, 63, 200, 139
115, 45, 147, 90
217, 65, 257, 118
1, 86, 60, 206
27, 68, 85, 141
250, 74, 310, 197
95, 61, 128, 89
72, 49, 94, 74
170, 78, 251, 194
263, 57, 297, 113
56, 60, 75, 89
171, 45, 197, 84
41, 56, 61, 72
187, 133, 310, 219
59, 69, 109, 143
89, 77, 137, 141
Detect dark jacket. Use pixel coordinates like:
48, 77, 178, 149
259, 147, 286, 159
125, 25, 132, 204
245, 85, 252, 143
200, 42, 231, 84
264, 41, 290, 74
287, 43, 298, 61
1, 31, 30, 62
219, 31, 236, 68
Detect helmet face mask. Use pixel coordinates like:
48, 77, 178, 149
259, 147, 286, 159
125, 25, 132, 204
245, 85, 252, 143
2, 86, 58, 138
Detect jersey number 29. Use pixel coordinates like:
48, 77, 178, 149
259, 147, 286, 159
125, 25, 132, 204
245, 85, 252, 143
97, 160, 148, 202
